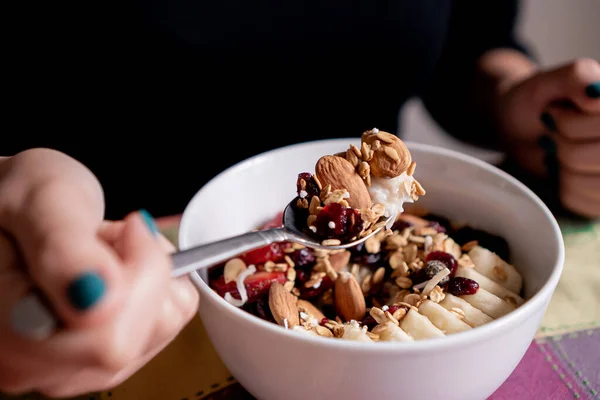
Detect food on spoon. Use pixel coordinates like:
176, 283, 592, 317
294, 128, 425, 246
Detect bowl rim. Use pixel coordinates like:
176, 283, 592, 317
179, 138, 565, 353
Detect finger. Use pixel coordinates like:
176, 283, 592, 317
560, 169, 600, 218
526, 58, 600, 113
1, 181, 124, 330
554, 136, 600, 174
543, 106, 600, 141
97, 220, 126, 247
43, 211, 172, 370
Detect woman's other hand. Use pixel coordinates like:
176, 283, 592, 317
0, 148, 199, 398
496, 58, 600, 218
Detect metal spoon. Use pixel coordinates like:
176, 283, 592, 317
12, 199, 391, 340
171, 198, 392, 277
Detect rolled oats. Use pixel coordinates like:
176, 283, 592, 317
372, 267, 386, 285
395, 276, 413, 289
461, 240, 479, 252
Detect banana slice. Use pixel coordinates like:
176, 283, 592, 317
439, 293, 493, 327
468, 246, 523, 294
455, 266, 524, 306
460, 288, 516, 319
400, 308, 445, 340
373, 321, 414, 342
341, 321, 372, 342
418, 299, 472, 334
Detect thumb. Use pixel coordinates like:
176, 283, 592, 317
2, 181, 125, 331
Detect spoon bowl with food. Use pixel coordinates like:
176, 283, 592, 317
172, 128, 419, 277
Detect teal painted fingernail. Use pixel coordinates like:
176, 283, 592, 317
67, 272, 106, 311
585, 82, 600, 98
538, 135, 557, 154
139, 208, 158, 235
540, 112, 557, 132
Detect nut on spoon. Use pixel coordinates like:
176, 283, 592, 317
170, 198, 392, 277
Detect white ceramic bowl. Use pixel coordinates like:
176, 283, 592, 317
179, 139, 564, 400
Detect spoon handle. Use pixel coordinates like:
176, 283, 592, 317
170, 228, 290, 278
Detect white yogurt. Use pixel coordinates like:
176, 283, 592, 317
368, 172, 415, 225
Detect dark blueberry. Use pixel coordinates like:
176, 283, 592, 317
242, 297, 275, 323
424, 260, 450, 285
410, 268, 429, 285
350, 242, 384, 267
425, 251, 458, 276
446, 277, 479, 296
291, 248, 316, 269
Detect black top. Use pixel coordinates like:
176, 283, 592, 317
5, 0, 529, 219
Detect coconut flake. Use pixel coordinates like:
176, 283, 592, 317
299, 190, 308, 198
224, 264, 257, 307
422, 268, 450, 297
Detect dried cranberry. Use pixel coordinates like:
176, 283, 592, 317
424, 260, 450, 285
361, 314, 378, 330
387, 304, 407, 315
240, 243, 285, 265
291, 248, 316, 269
312, 203, 364, 241
446, 277, 479, 296
425, 251, 458, 276
297, 172, 321, 200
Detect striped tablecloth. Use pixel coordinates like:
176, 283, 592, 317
4, 214, 599, 400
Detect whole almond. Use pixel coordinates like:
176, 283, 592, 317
315, 155, 371, 209
298, 299, 326, 321
362, 130, 411, 177
334, 271, 367, 322
269, 282, 299, 328
329, 250, 351, 272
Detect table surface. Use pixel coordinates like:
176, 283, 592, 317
4, 214, 599, 400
